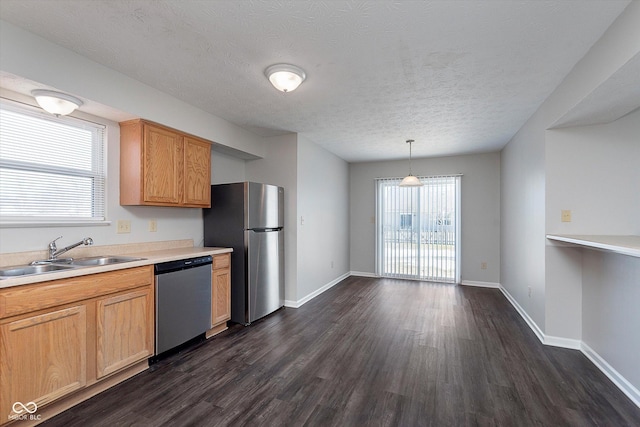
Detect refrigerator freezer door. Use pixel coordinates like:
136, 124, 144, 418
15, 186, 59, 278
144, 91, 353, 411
246, 182, 284, 229
247, 229, 284, 322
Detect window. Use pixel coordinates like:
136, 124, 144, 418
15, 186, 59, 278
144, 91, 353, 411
400, 213, 413, 229
375, 175, 461, 283
0, 100, 106, 225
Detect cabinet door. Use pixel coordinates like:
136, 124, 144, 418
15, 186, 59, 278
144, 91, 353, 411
0, 306, 87, 421
96, 287, 154, 379
143, 124, 183, 204
183, 136, 211, 207
212, 260, 231, 327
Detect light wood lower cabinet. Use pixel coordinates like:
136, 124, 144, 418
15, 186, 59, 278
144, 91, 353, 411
208, 254, 231, 337
0, 306, 87, 421
0, 266, 154, 424
96, 287, 153, 378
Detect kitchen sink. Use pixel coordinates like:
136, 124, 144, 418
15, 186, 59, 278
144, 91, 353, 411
0, 256, 146, 280
69, 255, 146, 266
0, 263, 78, 279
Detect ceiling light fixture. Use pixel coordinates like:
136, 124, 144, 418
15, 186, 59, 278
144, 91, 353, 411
399, 139, 423, 187
264, 64, 306, 93
31, 89, 83, 116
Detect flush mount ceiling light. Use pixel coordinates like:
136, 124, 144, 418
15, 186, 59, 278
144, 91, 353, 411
264, 64, 306, 92
31, 89, 83, 116
399, 139, 423, 187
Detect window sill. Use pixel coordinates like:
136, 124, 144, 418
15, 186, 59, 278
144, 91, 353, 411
0, 220, 112, 228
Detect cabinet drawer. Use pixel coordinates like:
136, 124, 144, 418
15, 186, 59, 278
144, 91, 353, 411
213, 254, 230, 270
0, 266, 153, 319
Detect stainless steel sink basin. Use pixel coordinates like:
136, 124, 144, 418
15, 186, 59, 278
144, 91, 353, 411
0, 255, 146, 280
0, 263, 77, 279
69, 255, 145, 266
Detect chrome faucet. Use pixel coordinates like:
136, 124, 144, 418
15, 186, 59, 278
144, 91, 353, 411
48, 236, 94, 260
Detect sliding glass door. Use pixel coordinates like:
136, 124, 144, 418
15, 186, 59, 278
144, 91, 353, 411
375, 176, 461, 283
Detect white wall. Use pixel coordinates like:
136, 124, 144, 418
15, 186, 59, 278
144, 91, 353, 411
500, 0, 640, 398
501, 115, 548, 330
246, 134, 299, 301
543, 109, 640, 340
211, 150, 247, 185
583, 251, 640, 391
245, 134, 351, 305
297, 135, 350, 301
501, 0, 640, 338
0, 97, 204, 254
546, 109, 640, 236
349, 152, 501, 284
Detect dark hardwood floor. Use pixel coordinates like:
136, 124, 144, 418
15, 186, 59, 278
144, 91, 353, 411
43, 276, 640, 426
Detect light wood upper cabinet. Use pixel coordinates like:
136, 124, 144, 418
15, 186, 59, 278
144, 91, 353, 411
143, 124, 183, 204
183, 136, 212, 206
120, 119, 211, 207
0, 305, 87, 422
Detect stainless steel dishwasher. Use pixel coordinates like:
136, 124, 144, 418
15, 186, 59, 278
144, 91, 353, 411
154, 255, 212, 355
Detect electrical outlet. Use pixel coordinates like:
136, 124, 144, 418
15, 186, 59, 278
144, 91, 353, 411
300, 216, 305, 226
561, 209, 572, 222
148, 219, 157, 232
528, 286, 532, 298
117, 220, 131, 234
481, 262, 487, 270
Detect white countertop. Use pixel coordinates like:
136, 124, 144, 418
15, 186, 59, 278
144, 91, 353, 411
546, 234, 640, 258
0, 246, 232, 289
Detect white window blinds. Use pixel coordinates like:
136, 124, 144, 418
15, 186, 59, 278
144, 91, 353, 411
0, 100, 106, 225
376, 175, 461, 283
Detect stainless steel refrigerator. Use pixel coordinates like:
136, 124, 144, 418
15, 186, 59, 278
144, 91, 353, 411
203, 182, 284, 325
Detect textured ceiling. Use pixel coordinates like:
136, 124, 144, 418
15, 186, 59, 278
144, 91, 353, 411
0, 0, 631, 162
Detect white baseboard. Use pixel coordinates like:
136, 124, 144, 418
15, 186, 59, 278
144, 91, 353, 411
284, 272, 351, 309
544, 335, 581, 350
499, 284, 639, 408
349, 271, 378, 278
581, 342, 640, 408
499, 285, 546, 344
460, 280, 500, 288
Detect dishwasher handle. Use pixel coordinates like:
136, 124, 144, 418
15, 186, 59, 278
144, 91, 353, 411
154, 255, 213, 275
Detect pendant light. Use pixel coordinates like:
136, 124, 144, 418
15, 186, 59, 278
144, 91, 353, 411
399, 139, 423, 187
31, 89, 83, 116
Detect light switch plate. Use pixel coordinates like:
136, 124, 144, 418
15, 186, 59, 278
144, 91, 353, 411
561, 210, 572, 222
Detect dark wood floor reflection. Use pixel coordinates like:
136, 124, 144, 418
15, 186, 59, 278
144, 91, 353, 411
43, 276, 640, 426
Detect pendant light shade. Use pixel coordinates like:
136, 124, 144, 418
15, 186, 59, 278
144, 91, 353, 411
31, 89, 83, 116
399, 174, 423, 187
399, 139, 423, 187
265, 64, 306, 92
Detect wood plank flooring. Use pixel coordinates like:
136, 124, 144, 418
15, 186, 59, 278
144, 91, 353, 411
43, 276, 640, 426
